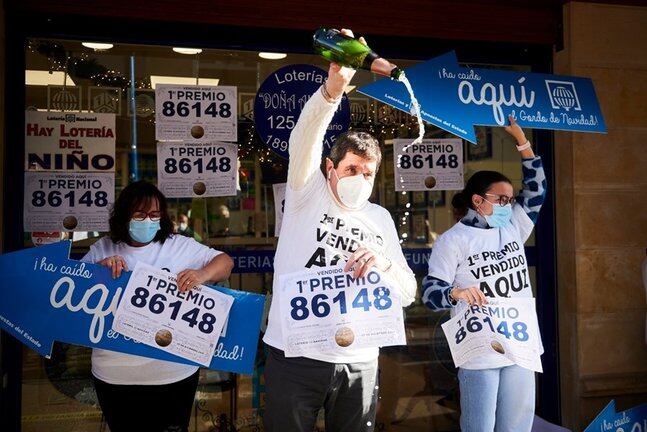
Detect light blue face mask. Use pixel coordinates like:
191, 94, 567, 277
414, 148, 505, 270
484, 203, 513, 228
129, 218, 161, 243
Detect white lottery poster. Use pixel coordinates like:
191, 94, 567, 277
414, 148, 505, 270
278, 266, 406, 358
155, 85, 237, 142
272, 183, 286, 237
157, 141, 238, 198
113, 262, 234, 366
23, 172, 114, 231
441, 298, 544, 372
393, 138, 464, 191
25, 111, 116, 172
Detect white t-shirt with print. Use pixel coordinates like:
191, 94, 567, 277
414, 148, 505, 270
428, 204, 542, 370
82, 234, 221, 385
263, 172, 415, 364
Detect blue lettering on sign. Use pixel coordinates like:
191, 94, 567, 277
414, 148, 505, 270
402, 248, 432, 273
358, 51, 606, 143
584, 400, 647, 432
288, 271, 393, 321
227, 250, 276, 273
0, 241, 264, 374
226, 247, 535, 274
254, 64, 351, 159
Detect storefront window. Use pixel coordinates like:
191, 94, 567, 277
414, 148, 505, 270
21, 38, 538, 431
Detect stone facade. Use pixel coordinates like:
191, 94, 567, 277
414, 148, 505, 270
554, 2, 647, 429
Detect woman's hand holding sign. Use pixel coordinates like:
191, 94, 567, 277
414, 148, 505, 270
505, 115, 535, 159
504, 115, 526, 144
177, 254, 234, 292
177, 268, 208, 292
450, 286, 488, 307
98, 255, 129, 279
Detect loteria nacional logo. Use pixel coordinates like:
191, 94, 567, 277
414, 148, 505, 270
545, 80, 582, 112
92, 92, 119, 113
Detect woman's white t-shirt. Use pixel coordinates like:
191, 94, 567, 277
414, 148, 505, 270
82, 234, 221, 385
428, 205, 541, 370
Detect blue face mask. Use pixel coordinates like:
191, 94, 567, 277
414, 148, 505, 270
484, 203, 513, 228
129, 218, 161, 243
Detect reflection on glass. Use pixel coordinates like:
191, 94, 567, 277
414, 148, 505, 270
22, 38, 535, 431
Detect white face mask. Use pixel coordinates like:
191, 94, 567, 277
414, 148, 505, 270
329, 168, 373, 210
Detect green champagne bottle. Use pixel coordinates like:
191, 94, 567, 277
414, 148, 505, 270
313, 28, 403, 80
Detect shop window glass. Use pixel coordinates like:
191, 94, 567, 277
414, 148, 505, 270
21, 38, 537, 431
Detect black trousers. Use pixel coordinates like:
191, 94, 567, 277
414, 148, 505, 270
93, 371, 199, 432
263, 344, 379, 432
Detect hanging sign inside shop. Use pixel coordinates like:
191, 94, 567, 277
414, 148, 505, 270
113, 262, 234, 366
584, 400, 647, 432
441, 298, 543, 372
128, 88, 156, 118
224, 247, 535, 274
278, 265, 406, 357
47, 86, 82, 112
272, 183, 286, 237
358, 51, 607, 143
155, 85, 238, 142
156, 141, 238, 198
25, 111, 116, 172
393, 138, 464, 191
88, 86, 122, 115
226, 250, 276, 274
24, 172, 114, 232
254, 64, 351, 159
402, 248, 431, 273
0, 241, 265, 374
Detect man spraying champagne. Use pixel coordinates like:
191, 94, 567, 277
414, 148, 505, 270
262, 29, 417, 432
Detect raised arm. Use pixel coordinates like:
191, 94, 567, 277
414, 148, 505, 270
287, 87, 342, 190
505, 116, 547, 224
287, 29, 361, 191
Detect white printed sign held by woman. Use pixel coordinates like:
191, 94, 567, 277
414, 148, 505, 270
441, 298, 543, 372
113, 262, 234, 366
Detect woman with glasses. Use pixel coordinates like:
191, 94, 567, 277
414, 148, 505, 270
422, 116, 546, 431
81, 180, 234, 432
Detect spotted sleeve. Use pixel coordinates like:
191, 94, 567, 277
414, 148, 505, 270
515, 156, 547, 225
421, 275, 455, 310
422, 235, 461, 311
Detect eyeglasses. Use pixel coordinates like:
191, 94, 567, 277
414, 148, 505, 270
484, 193, 516, 206
132, 210, 162, 221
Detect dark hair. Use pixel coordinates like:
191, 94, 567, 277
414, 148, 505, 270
109, 181, 174, 244
320, 130, 382, 175
452, 171, 512, 217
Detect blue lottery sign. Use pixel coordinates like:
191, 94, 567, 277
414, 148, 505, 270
0, 241, 265, 374
254, 64, 351, 159
358, 51, 606, 143
584, 400, 647, 432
